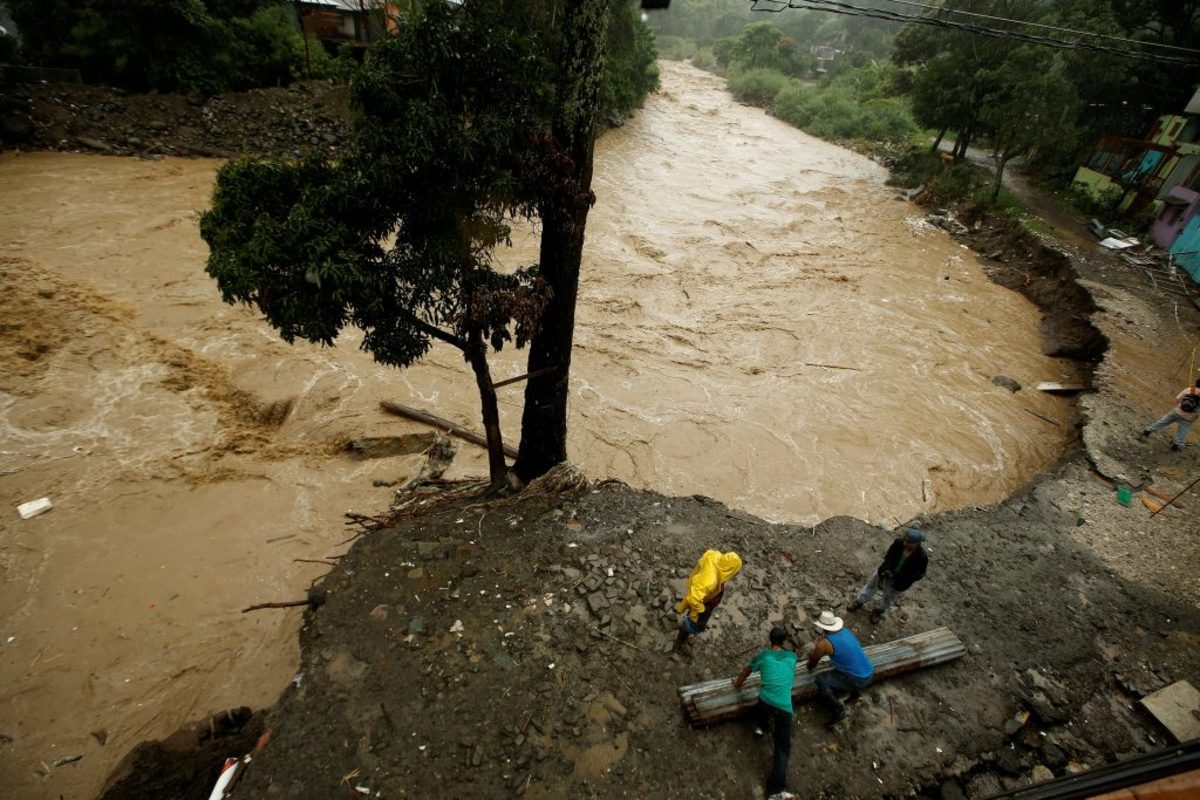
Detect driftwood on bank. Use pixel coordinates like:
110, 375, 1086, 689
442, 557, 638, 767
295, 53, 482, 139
241, 587, 327, 614
380, 401, 517, 460
678, 626, 965, 726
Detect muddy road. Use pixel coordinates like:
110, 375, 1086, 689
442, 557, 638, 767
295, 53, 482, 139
2, 62, 1078, 798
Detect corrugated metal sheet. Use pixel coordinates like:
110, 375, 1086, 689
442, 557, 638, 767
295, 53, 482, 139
679, 626, 965, 726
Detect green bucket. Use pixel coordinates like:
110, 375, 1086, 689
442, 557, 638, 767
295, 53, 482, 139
1116, 484, 1133, 507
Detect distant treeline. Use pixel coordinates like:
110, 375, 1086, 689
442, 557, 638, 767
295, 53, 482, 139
1, 0, 658, 122
646, 0, 1199, 184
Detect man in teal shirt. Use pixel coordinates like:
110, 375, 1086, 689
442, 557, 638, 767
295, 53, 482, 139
733, 627, 797, 799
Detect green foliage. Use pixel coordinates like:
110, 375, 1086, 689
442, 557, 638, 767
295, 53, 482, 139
203, 1, 556, 367
689, 48, 717, 72
713, 22, 813, 77
7, 0, 303, 93
726, 67, 789, 106
890, 148, 984, 206
775, 80, 917, 143
654, 35, 697, 61
1069, 183, 1125, 219
599, 4, 660, 121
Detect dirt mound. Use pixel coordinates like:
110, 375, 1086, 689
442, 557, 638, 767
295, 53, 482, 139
2, 80, 352, 159
119, 468, 1198, 799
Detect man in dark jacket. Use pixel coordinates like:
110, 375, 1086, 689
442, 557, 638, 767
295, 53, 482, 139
848, 528, 928, 623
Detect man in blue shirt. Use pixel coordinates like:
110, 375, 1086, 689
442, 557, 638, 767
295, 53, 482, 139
807, 611, 874, 729
733, 627, 797, 799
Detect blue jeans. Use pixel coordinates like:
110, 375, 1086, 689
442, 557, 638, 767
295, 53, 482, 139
856, 572, 901, 615
753, 701, 792, 794
1146, 411, 1194, 447
815, 669, 872, 711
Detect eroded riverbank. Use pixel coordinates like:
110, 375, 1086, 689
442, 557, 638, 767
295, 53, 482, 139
0, 62, 1107, 798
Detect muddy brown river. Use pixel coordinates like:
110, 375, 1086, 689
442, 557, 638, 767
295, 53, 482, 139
0, 62, 1077, 798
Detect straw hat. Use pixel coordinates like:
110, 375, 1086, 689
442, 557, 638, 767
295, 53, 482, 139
814, 610, 843, 632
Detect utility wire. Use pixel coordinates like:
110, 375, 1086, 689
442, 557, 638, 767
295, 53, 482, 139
878, 0, 1200, 54
750, 0, 1200, 66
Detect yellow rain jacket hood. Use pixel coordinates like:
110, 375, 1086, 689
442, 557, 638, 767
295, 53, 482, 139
675, 550, 742, 622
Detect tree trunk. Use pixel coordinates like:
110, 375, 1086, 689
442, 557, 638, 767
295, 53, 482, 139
293, 1, 312, 79
514, 0, 613, 483
991, 153, 1010, 201
465, 334, 508, 487
930, 126, 947, 153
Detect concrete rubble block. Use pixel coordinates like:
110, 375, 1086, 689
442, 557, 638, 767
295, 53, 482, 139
587, 592, 610, 615
966, 772, 1003, 799
1029, 765, 1054, 784
1139, 680, 1200, 743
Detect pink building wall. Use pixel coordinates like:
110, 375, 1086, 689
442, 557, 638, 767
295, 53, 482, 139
1151, 186, 1200, 249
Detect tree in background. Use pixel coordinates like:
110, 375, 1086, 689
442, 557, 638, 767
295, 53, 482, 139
978, 48, 1080, 199
202, 1, 556, 488
7, 0, 303, 93
600, 2, 662, 124
713, 21, 815, 76
203, 0, 648, 487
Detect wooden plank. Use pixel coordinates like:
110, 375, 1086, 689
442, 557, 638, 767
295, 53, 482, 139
380, 401, 517, 459
1146, 486, 1187, 509
1140, 681, 1200, 744
678, 627, 965, 726
1090, 768, 1200, 800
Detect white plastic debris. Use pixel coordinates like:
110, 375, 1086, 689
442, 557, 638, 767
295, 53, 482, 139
449, 620, 464, 633
17, 497, 53, 519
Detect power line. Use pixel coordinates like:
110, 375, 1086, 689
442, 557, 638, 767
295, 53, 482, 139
750, 0, 1200, 66
879, 0, 1200, 55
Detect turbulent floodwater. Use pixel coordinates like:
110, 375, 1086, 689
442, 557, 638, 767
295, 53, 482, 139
0, 61, 1076, 798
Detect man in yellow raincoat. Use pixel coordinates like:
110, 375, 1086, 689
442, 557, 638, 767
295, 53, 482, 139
673, 550, 742, 651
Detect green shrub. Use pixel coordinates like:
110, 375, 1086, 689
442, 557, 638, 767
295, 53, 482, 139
890, 148, 982, 204
656, 35, 696, 60
600, 4, 660, 120
773, 81, 816, 128
690, 48, 717, 73
727, 67, 788, 107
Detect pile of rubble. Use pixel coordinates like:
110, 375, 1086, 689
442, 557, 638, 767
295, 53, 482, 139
2, 80, 353, 159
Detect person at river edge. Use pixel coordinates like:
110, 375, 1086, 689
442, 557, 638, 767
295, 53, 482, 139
733, 626, 797, 799
808, 611, 875, 729
673, 549, 742, 652
1140, 378, 1200, 451
848, 527, 929, 623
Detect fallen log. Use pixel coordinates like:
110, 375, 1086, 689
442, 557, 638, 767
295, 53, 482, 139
380, 401, 517, 460
678, 626, 965, 726
1145, 486, 1187, 509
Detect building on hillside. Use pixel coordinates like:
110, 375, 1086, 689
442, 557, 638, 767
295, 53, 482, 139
811, 45, 841, 74
1073, 87, 1200, 224
1150, 187, 1200, 248
293, 0, 386, 51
